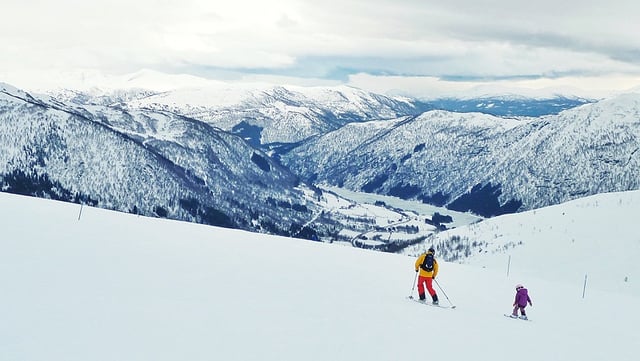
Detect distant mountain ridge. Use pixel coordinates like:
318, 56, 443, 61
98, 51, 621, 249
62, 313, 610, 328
425, 96, 591, 117
46, 82, 591, 154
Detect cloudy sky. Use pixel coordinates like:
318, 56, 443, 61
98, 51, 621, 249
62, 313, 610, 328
2, 0, 639, 96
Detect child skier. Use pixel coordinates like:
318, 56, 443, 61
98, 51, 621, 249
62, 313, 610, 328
511, 284, 533, 320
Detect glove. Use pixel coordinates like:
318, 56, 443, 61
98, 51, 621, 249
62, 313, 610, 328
415, 269, 419, 273
432, 276, 436, 280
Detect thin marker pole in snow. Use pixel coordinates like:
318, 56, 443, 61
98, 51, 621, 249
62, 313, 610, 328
582, 274, 588, 299
408, 271, 418, 299
434, 279, 456, 308
78, 204, 84, 221
507, 255, 511, 277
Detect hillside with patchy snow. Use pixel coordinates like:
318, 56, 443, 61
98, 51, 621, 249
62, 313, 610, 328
2, 77, 637, 251
284, 92, 640, 216
0, 82, 314, 236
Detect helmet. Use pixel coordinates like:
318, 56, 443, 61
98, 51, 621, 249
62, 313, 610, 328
428, 246, 435, 253
515, 284, 524, 290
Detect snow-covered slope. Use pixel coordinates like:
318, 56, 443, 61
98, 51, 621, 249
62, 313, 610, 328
284, 93, 640, 216
406, 190, 640, 296
1, 190, 637, 361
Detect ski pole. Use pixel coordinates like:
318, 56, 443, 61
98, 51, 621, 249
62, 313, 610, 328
408, 271, 418, 299
434, 279, 456, 308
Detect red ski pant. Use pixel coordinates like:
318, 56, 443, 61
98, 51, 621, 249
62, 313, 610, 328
417, 276, 436, 298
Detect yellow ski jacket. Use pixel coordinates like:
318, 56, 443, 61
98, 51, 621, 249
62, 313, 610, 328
414, 251, 439, 278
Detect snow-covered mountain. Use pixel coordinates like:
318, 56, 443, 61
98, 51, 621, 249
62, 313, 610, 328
283, 93, 640, 217
0, 82, 314, 236
52, 83, 424, 149
1, 187, 637, 361
3, 74, 628, 245
45, 75, 591, 153
0, 81, 473, 245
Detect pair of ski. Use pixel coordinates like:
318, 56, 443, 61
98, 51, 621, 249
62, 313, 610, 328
406, 296, 456, 309
504, 314, 532, 322
408, 297, 530, 320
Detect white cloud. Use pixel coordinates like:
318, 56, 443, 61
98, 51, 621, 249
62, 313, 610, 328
347, 72, 640, 99
2, 0, 640, 94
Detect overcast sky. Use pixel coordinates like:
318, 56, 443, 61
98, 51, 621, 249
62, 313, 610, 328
2, 0, 639, 96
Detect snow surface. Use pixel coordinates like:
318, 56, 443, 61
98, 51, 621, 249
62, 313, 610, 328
1, 191, 638, 361
410, 191, 640, 297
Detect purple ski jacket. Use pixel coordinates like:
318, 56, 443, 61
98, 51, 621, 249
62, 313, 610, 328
514, 288, 532, 307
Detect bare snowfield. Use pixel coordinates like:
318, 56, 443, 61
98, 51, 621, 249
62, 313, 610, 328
1, 191, 638, 361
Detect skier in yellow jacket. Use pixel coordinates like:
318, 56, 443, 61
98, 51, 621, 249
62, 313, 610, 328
414, 247, 439, 304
